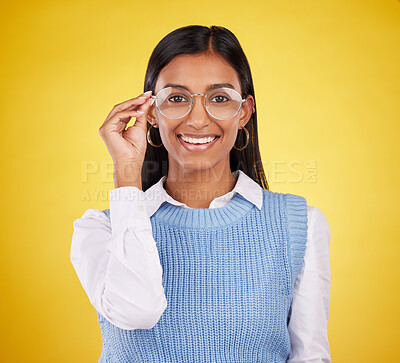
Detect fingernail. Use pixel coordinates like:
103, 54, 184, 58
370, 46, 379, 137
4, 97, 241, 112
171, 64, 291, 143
143, 90, 152, 95
149, 98, 155, 106
137, 110, 144, 114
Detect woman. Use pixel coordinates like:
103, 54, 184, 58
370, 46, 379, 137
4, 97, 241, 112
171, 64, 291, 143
71, 25, 331, 362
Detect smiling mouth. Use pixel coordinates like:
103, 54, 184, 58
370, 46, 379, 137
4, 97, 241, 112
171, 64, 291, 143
177, 134, 220, 152
177, 135, 220, 144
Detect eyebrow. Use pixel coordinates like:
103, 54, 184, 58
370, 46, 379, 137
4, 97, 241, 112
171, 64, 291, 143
162, 83, 236, 92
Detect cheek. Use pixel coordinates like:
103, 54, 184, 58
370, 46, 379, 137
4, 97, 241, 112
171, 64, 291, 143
220, 121, 240, 140
157, 122, 180, 151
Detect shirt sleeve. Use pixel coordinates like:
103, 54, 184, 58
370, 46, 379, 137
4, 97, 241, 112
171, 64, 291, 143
70, 186, 167, 330
287, 205, 332, 363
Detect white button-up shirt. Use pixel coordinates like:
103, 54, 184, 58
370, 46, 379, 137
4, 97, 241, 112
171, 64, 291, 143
71, 170, 331, 362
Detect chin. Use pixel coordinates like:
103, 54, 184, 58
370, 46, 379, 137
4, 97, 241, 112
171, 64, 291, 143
177, 158, 218, 172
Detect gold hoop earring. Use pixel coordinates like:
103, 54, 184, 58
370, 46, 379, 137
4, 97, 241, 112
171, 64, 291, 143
233, 125, 249, 151
147, 123, 163, 147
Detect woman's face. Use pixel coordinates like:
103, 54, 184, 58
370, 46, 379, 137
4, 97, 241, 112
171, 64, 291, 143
148, 52, 254, 172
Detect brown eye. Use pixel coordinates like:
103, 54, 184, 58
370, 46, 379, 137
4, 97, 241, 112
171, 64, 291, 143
211, 95, 229, 103
169, 95, 187, 103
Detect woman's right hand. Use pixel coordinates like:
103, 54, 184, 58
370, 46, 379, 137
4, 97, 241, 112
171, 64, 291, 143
99, 91, 155, 167
98, 91, 155, 189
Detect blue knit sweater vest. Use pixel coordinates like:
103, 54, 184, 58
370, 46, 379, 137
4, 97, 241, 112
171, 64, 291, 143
98, 188, 308, 362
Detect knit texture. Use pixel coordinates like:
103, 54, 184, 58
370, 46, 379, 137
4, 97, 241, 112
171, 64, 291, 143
98, 188, 308, 362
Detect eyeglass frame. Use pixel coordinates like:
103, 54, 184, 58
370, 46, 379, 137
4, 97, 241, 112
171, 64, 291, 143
151, 86, 247, 120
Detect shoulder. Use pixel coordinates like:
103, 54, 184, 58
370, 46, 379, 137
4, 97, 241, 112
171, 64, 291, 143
262, 189, 307, 204
260, 190, 308, 227
307, 205, 329, 221
306, 205, 331, 246
262, 188, 307, 206
307, 205, 330, 225
263, 190, 330, 235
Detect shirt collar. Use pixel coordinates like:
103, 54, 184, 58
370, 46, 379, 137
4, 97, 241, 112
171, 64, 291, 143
144, 169, 263, 217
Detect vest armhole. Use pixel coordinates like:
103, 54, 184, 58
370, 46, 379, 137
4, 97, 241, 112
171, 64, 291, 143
284, 194, 308, 291
102, 208, 110, 220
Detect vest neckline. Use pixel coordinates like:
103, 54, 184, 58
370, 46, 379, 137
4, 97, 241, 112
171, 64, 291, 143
151, 191, 265, 229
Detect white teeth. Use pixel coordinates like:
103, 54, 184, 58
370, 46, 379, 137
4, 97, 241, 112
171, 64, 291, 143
180, 136, 217, 144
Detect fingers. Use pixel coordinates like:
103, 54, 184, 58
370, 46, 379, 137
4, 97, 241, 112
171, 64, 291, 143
99, 109, 144, 138
116, 90, 152, 110
100, 91, 154, 134
133, 95, 155, 130
105, 91, 153, 123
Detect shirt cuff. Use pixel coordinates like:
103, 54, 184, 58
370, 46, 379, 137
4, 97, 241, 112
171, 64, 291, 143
109, 186, 152, 235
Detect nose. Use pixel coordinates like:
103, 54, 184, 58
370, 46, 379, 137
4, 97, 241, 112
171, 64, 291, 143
184, 94, 210, 128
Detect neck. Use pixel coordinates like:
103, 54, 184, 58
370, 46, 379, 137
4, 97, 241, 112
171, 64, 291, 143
164, 160, 237, 209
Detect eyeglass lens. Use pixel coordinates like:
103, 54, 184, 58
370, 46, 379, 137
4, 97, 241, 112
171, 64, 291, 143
155, 87, 243, 119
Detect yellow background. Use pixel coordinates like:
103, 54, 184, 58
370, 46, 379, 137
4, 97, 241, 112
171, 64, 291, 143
0, 0, 399, 362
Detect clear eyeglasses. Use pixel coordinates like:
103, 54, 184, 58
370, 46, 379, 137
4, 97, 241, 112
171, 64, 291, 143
151, 86, 246, 120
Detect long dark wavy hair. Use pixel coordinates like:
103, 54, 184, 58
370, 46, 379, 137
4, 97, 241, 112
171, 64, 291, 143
141, 25, 269, 192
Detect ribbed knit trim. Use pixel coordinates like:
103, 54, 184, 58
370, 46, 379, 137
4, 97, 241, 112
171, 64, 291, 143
284, 193, 308, 291
151, 192, 259, 229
